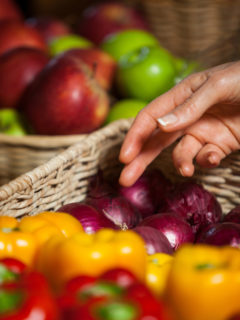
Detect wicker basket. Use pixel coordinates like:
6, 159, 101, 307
124, 0, 240, 67
0, 118, 240, 218
0, 133, 87, 186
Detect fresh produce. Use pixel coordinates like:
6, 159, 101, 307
0, 216, 37, 265
160, 181, 222, 233
36, 229, 147, 287
25, 16, 71, 43
0, 109, 27, 135
0, 47, 49, 108
133, 226, 173, 255
0, 212, 83, 265
0, 0, 22, 22
174, 58, 200, 84
0, 258, 26, 284
196, 222, 240, 247
146, 253, 173, 297
165, 244, 240, 320
77, 3, 149, 45
0, 271, 59, 320
118, 168, 172, 219
139, 213, 195, 250
59, 268, 172, 320
101, 29, 159, 62
100, 268, 137, 288
116, 46, 177, 101
86, 194, 141, 230
223, 206, 240, 223
49, 34, 93, 57
20, 53, 110, 135
57, 203, 118, 233
0, 20, 47, 56
62, 48, 117, 91
105, 99, 147, 124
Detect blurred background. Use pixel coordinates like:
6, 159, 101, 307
15, 0, 240, 66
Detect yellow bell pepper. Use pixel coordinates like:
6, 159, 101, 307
165, 244, 240, 320
146, 253, 173, 297
0, 212, 83, 266
0, 216, 37, 265
36, 228, 147, 288
18, 211, 83, 247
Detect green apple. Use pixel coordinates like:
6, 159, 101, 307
174, 58, 200, 84
116, 46, 177, 101
49, 34, 93, 56
0, 109, 27, 136
105, 99, 147, 124
101, 29, 159, 61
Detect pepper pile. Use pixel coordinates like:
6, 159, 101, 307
1, 211, 240, 320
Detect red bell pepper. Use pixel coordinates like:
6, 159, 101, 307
0, 271, 59, 320
0, 258, 26, 285
58, 268, 173, 320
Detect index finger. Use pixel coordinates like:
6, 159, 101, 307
119, 71, 208, 164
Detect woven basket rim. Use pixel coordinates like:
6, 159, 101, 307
0, 132, 88, 148
0, 118, 132, 201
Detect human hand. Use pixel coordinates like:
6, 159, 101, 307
119, 61, 240, 186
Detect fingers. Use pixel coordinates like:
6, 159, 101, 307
157, 62, 240, 133
119, 129, 182, 187
119, 71, 209, 165
195, 144, 225, 168
172, 134, 203, 177
157, 79, 223, 132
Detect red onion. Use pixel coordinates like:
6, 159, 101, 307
139, 213, 195, 250
87, 170, 116, 199
118, 168, 172, 219
58, 202, 118, 234
133, 226, 173, 255
223, 206, 240, 224
160, 181, 222, 233
196, 222, 240, 247
86, 195, 141, 229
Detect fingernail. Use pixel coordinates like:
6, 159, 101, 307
179, 167, 185, 176
157, 113, 177, 127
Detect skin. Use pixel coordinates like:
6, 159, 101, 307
119, 61, 240, 187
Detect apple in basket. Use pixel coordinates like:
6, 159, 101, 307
19, 53, 110, 135
0, 47, 49, 109
77, 2, 150, 45
25, 16, 71, 44
0, 20, 47, 56
61, 48, 117, 91
0, 0, 23, 22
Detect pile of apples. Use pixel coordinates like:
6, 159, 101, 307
0, 0, 197, 136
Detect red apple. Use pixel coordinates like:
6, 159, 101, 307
0, 20, 47, 56
19, 54, 110, 135
77, 2, 150, 45
25, 16, 71, 43
0, 0, 22, 22
62, 48, 117, 90
0, 47, 49, 108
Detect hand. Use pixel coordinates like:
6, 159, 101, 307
119, 61, 240, 186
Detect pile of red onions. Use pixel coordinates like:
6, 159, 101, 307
57, 168, 240, 253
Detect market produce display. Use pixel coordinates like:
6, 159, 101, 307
0, 0, 198, 136
1, 167, 240, 319
1, 2, 239, 320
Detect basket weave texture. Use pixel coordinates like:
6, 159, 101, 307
0, 118, 240, 218
125, 0, 240, 67
0, 133, 87, 186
